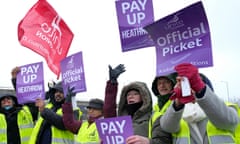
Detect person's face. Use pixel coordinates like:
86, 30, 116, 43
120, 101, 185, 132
157, 78, 173, 96
126, 90, 142, 104
87, 107, 102, 117
1, 96, 14, 108
54, 91, 65, 102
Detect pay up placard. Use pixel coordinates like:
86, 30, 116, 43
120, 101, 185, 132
16, 61, 45, 104
96, 116, 133, 144
115, 0, 155, 52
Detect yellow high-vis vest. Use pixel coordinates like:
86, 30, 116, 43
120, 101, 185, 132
29, 103, 75, 144
148, 100, 172, 138
75, 121, 100, 144
0, 106, 34, 144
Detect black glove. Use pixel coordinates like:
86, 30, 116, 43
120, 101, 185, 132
109, 64, 126, 83
65, 86, 76, 103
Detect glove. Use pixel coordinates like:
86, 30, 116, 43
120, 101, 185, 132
109, 64, 126, 83
170, 86, 195, 104
65, 86, 76, 103
175, 63, 205, 92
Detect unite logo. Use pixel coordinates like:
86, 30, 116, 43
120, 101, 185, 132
164, 13, 184, 30
66, 56, 75, 69
38, 15, 63, 55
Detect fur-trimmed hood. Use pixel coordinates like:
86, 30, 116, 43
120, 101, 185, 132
118, 81, 152, 120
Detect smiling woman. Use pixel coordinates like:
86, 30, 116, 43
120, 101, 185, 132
0, 96, 15, 109
0, 0, 239, 103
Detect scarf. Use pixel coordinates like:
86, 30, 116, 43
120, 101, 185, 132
157, 94, 171, 109
126, 101, 143, 117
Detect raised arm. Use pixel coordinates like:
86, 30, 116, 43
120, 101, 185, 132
103, 64, 125, 118
62, 87, 82, 134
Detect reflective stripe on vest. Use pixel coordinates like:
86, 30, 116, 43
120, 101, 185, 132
76, 121, 100, 143
75, 142, 99, 144
0, 114, 7, 143
18, 106, 34, 144
0, 106, 34, 144
232, 104, 240, 144
235, 107, 240, 144
174, 119, 235, 144
207, 119, 235, 144
29, 103, 75, 144
52, 137, 75, 144
148, 100, 172, 138
226, 102, 240, 144
172, 119, 190, 144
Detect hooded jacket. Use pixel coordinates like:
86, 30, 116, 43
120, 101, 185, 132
148, 72, 216, 144
160, 75, 239, 144
148, 73, 177, 144
151, 72, 177, 96
0, 93, 34, 144
104, 80, 152, 137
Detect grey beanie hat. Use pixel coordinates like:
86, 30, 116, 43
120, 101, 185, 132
87, 98, 104, 110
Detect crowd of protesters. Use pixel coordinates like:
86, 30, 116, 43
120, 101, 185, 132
0, 63, 239, 144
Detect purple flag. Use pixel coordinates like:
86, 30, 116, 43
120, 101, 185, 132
16, 62, 45, 104
96, 116, 133, 144
144, 1, 213, 76
115, 0, 155, 52
60, 51, 86, 95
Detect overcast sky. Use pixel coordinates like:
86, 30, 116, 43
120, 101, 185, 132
0, 0, 239, 103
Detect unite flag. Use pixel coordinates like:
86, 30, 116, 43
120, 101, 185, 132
18, 0, 74, 77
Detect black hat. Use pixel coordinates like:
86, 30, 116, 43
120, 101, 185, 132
52, 82, 63, 93
87, 98, 104, 110
0, 93, 18, 105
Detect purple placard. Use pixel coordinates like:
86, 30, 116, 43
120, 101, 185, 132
16, 62, 45, 104
96, 116, 133, 144
115, 0, 155, 52
144, 1, 213, 76
60, 51, 86, 95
